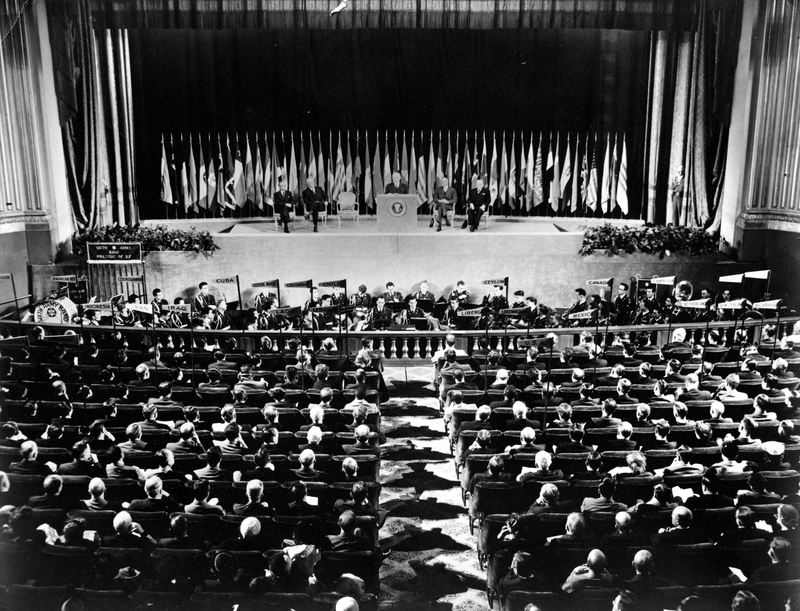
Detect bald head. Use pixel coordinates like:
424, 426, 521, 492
615, 511, 632, 533
673, 506, 693, 528
335, 597, 360, 611
632, 550, 653, 574
587, 549, 606, 572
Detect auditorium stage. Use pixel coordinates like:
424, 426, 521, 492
128, 216, 758, 313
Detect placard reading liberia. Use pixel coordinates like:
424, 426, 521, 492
86, 243, 143, 264
457, 308, 483, 317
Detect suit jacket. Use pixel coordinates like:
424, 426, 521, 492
433, 185, 456, 207
469, 187, 490, 208
193, 293, 216, 315
166, 439, 204, 454
504, 418, 542, 431
302, 186, 327, 212
8, 460, 53, 476
128, 496, 182, 514
384, 182, 408, 194
274, 189, 294, 217
327, 533, 372, 552
600, 439, 638, 452
650, 527, 711, 547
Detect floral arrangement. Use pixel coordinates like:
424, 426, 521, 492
579, 223, 719, 258
72, 224, 218, 256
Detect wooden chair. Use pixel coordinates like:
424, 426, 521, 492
336, 192, 359, 228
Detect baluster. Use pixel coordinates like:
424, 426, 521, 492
378, 337, 386, 357
390, 337, 398, 359
410, 337, 418, 359
402, 337, 409, 358
473, 336, 480, 352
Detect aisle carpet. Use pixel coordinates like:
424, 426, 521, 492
375, 367, 490, 610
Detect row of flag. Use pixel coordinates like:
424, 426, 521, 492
159, 130, 631, 215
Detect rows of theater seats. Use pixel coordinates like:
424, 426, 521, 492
446, 346, 800, 610
0, 339, 385, 611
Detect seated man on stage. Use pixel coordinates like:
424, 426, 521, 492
301, 177, 328, 233
357, 296, 394, 331
384, 171, 408, 194
274, 179, 294, 234
329, 285, 348, 326
307, 294, 340, 331
408, 280, 435, 304
209, 301, 232, 330
399, 295, 430, 329
483, 285, 509, 313
257, 298, 292, 330
463, 178, 490, 231
194, 282, 217, 315
382, 282, 404, 303
432, 176, 456, 231
349, 284, 372, 330
447, 280, 470, 305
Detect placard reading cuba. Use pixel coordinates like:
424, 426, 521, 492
86, 242, 143, 264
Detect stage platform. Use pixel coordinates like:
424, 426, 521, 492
109, 216, 759, 313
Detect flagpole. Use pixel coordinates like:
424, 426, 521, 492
772, 308, 781, 360
235, 275, 245, 347
603, 279, 614, 361
343, 280, 349, 365
140, 265, 159, 385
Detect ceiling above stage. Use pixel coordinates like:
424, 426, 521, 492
84, 0, 724, 32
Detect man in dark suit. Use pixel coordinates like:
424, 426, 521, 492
432, 176, 457, 230
615, 379, 638, 405
749, 538, 799, 583
167, 422, 205, 454
650, 507, 711, 547
301, 178, 327, 233
556, 425, 592, 454
504, 401, 541, 431
632, 362, 656, 385
596, 364, 626, 388
599, 422, 638, 452
28, 474, 72, 510
57, 441, 104, 477
464, 178, 490, 231
326, 510, 372, 551
738, 358, 763, 382
490, 385, 517, 409
193, 282, 216, 315
384, 171, 408, 194
342, 425, 380, 457
620, 343, 643, 368
644, 420, 677, 451
676, 373, 712, 402
588, 399, 622, 429
457, 406, 494, 437
273, 179, 294, 233
232, 480, 273, 517
408, 280, 436, 303
8, 441, 53, 476
128, 476, 182, 513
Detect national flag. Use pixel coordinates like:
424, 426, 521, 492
327, 132, 334, 196
560, 135, 572, 201
446, 130, 454, 184
288, 133, 298, 199
254, 136, 263, 210
416, 142, 427, 204
364, 132, 374, 209
393, 130, 400, 172
581, 133, 590, 208
522, 134, 532, 209
382, 132, 392, 187
244, 133, 255, 206
159, 135, 173, 205
426, 134, 436, 202
471, 130, 479, 189
489, 132, 499, 203
498, 132, 507, 207
225, 134, 245, 208
400, 132, 409, 184
616, 134, 629, 214
435, 131, 444, 188
508, 132, 517, 209
480, 131, 488, 182
601, 134, 611, 213
548, 133, 561, 212
169, 134, 178, 206
353, 134, 362, 199
316, 131, 325, 192
570, 133, 580, 212
533, 132, 544, 207
187, 134, 197, 210
197, 134, 207, 209
610, 134, 619, 211
587, 133, 599, 211
207, 134, 217, 210
298, 133, 307, 195
408, 134, 417, 196
344, 132, 353, 192
371, 131, 383, 200
271, 133, 282, 194
332, 132, 345, 201
180, 134, 189, 210
307, 133, 317, 188
262, 132, 272, 208
461, 133, 470, 202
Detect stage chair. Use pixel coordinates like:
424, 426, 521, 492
336, 192, 359, 228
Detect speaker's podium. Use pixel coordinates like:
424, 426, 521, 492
375, 194, 421, 233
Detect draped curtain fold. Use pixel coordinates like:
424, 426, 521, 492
644, 0, 741, 229
47, 0, 137, 231
88, 0, 700, 32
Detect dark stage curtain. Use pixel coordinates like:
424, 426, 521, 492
89, 0, 701, 32
131, 28, 649, 220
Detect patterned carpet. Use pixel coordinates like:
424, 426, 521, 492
376, 367, 490, 611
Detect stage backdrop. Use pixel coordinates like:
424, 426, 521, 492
130, 28, 649, 220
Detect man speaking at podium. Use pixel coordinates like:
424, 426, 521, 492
385, 172, 408, 194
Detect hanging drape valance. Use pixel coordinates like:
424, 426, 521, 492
88, 0, 707, 32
